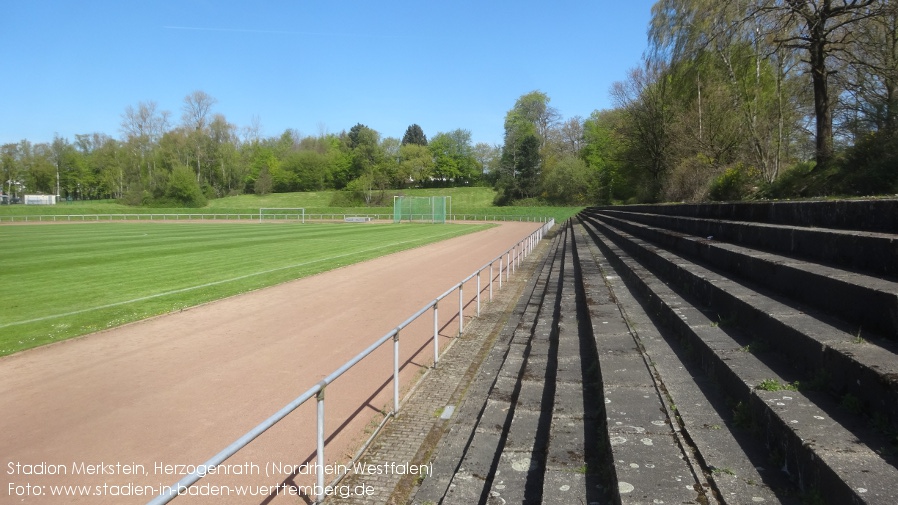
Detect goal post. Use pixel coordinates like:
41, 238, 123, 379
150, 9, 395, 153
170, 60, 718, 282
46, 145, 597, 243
259, 208, 305, 223
392, 196, 450, 224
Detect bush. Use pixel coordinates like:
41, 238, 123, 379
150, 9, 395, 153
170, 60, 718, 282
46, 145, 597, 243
756, 161, 817, 199
166, 165, 207, 207
119, 186, 151, 206
663, 155, 718, 203
837, 131, 898, 195
709, 164, 758, 201
254, 168, 273, 196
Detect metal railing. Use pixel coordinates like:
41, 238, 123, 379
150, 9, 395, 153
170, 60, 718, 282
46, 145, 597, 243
0, 213, 553, 223
147, 218, 555, 504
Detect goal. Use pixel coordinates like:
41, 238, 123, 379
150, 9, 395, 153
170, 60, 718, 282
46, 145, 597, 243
259, 208, 305, 223
392, 196, 450, 224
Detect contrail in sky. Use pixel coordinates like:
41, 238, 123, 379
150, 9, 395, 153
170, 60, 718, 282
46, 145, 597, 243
163, 25, 406, 38
163, 25, 309, 35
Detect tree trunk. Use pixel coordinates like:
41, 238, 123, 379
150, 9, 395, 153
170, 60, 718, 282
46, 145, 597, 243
809, 26, 834, 169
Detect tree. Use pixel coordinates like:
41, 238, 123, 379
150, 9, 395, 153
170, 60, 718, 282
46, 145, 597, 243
180, 91, 218, 184
181, 90, 217, 131
1, 143, 23, 199
398, 143, 434, 186
429, 129, 477, 186
611, 61, 677, 201
507, 91, 560, 149
166, 164, 207, 206
582, 110, 626, 203
282, 150, 329, 191
655, 0, 885, 169
542, 155, 591, 204
473, 142, 501, 180
649, 0, 807, 184
347, 123, 371, 148
840, 1, 898, 135
120, 100, 170, 191
401, 124, 428, 146
251, 167, 270, 196
557, 117, 585, 157
496, 91, 558, 202
208, 114, 239, 194
347, 124, 383, 183
767, 0, 883, 168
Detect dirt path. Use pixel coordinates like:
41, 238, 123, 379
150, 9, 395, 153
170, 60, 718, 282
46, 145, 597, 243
1, 221, 542, 504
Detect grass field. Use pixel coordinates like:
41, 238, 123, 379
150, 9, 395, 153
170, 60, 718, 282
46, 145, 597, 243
0, 187, 582, 223
0, 221, 491, 356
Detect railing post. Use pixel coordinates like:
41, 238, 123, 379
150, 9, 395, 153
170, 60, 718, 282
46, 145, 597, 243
393, 332, 400, 414
512, 246, 516, 275
316, 388, 326, 503
489, 262, 494, 301
506, 252, 510, 282
458, 284, 464, 335
499, 257, 503, 289
476, 271, 481, 316
433, 303, 439, 367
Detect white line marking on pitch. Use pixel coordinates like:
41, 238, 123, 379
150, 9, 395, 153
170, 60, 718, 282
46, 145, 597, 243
1, 231, 464, 330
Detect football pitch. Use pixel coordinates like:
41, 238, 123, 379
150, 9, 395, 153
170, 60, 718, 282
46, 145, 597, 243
0, 221, 491, 356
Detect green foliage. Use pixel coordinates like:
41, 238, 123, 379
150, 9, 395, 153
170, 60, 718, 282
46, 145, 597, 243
496, 131, 541, 205
756, 161, 817, 199
582, 109, 626, 204
429, 130, 477, 186
840, 393, 864, 415
401, 124, 428, 146
834, 131, 898, 195
398, 143, 434, 186
756, 379, 798, 392
757, 129, 898, 199
254, 167, 273, 195
166, 165, 207, 207
663, 154, 718, 202
732, 400, 752, 430
541, 155, 591, 204
281, 150, 329, 191
708, 164, 758, 201
495, 91, 558, 204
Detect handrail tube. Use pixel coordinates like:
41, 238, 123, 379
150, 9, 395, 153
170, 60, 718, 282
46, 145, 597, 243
147, 323, 400, 505
2, 213, 553, 223
148, 218, 554, 505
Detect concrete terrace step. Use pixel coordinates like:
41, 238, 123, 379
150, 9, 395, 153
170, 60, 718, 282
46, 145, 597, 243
578, 214, 898, 504
610, 200, 898, 234
572, 221, 795, 504
586, 209, 898, 335
415, 222, 709, 504
413, 226, 568, 504
592, 208, 898, 279
406, 201, 898, 505
569, 222, 707, 504
579, 212, 898, 436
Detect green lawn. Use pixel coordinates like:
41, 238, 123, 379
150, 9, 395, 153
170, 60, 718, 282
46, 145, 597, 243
0, 221, 490, 356
0, 187, 582, 222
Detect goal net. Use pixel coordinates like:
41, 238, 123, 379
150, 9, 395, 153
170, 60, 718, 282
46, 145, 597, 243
393, 196, 449, 223
259, 208, 305, 223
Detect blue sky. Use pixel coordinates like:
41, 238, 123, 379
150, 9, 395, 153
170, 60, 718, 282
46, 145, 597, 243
1, 1, 655, 147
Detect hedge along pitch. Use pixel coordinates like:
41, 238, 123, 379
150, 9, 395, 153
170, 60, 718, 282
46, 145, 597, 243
0, 222, 491, 356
